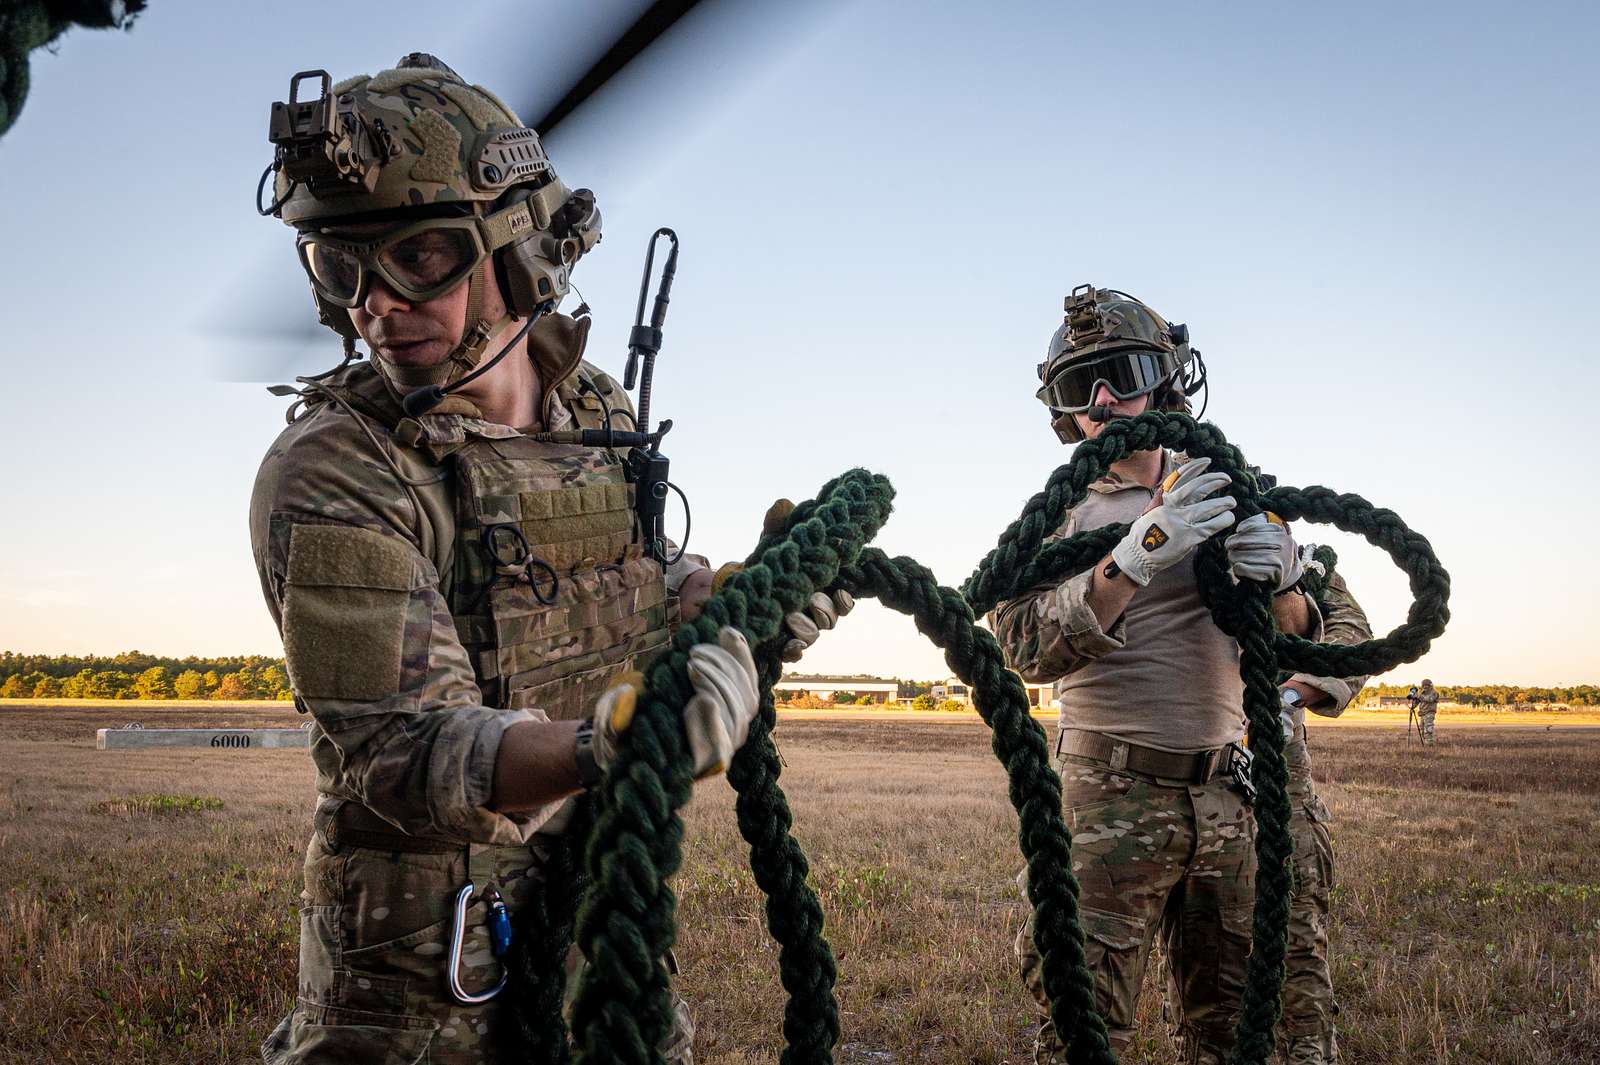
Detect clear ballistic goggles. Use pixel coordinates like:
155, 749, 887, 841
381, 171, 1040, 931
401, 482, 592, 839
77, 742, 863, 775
296, 215, 493, 308
1036, 349, 1174, 412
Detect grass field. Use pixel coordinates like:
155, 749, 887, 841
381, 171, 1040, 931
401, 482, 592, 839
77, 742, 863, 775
2, 705, 1596, 1064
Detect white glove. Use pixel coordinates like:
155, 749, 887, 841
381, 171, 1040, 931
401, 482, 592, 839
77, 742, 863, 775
1297, 543, 1326, 582
1225, 512, 1303, 592
781, 590, 856, 663
683, 627, 761, 777
1279, 690, 1302, 741
1110, 457, 1237, 586
590, 627, 761, 780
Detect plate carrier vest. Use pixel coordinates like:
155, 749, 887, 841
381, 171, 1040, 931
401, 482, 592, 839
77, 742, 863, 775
306, 359, 672, 723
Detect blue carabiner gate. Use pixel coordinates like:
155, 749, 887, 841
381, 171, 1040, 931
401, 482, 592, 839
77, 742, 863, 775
447, 882, 513, 1005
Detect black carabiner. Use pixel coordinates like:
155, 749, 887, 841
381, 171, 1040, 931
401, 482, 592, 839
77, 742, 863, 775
481, 523, 561, 606
522, 556, 560, 606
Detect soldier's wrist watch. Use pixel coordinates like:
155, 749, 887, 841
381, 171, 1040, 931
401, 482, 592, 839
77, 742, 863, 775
573, 719, 604, 789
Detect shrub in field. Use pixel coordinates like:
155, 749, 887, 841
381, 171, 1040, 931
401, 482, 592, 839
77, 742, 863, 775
88, 794, 225, 817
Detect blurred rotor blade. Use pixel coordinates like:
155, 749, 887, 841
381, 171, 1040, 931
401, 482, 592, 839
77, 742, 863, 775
531, 0, 708, 136
206, 0, 841, 381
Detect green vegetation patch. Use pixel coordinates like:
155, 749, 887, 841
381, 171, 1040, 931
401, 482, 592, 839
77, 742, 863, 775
88, 794, 226, 818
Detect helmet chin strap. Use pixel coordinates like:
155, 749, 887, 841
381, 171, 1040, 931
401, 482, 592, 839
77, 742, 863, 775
368, 261, 519, 414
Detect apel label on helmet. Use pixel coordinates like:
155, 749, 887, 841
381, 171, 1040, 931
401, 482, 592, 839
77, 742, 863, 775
508, 205, 535, 235
1142, 524, 1170, 551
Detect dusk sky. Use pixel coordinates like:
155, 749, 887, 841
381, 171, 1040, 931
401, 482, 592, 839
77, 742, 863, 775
2, 0, 1595, 686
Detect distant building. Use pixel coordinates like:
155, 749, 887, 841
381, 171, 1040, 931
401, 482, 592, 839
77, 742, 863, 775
932, 676, 1055, 711
773, 676, 899, 705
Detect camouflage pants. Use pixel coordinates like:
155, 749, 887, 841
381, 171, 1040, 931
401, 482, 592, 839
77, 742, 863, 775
1017, 753, 1257, 1064
1158, 733, 1339, 1064
1417, 710, 1436, 745
262, 823, 694, 1064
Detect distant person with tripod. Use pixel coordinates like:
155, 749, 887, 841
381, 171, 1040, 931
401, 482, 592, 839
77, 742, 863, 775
1410, 679, 1440, 746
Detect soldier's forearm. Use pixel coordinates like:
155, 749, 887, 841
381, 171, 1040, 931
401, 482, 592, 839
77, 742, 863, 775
1271, 587, 1316, 636
489, 719, 585, 812
1282, 678, 1332, 710
1085, 552, 1139, 632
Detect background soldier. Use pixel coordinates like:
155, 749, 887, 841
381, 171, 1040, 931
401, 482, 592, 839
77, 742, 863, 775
992, 285, 1324, 1064
1413, 678, 1440, 745
250, 54, 841, 1065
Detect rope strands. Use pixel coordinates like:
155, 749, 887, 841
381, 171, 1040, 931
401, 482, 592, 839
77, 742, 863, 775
0, 1, 147, 138
518, 412, 1448, 1065
571, 469, 894, 1064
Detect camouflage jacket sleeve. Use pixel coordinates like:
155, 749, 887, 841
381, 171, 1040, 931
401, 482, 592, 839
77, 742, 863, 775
988, 526, 1126, 681
1291, 569, 1373, 716
251, 402, 563, 846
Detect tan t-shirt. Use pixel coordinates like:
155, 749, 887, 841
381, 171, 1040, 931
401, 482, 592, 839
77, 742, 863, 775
990, 451, 1321, 753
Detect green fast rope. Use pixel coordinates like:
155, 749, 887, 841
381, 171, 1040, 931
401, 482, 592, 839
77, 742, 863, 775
0, 1, 147, 138
516, 412, 1449, 1065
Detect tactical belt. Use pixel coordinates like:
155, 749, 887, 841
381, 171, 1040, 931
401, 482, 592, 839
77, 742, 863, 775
1057, 728, 1233, 784
321, 801, 462, 854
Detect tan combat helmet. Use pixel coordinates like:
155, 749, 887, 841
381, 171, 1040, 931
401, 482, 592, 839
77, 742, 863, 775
1035, 283, 1205, 443
260, 53, 601, 399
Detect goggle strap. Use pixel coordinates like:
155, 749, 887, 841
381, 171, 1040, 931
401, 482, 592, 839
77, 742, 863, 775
481, 200, 535, 252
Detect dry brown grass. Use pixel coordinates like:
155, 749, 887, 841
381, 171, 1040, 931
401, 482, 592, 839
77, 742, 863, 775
1, 707, 1596, 1064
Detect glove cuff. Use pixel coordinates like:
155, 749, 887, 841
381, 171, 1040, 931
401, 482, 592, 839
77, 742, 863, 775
1110, 537, 1155, 587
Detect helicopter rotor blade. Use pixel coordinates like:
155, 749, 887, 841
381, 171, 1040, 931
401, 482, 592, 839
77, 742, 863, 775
206, 0, 830, 381
532, 0, 707, 136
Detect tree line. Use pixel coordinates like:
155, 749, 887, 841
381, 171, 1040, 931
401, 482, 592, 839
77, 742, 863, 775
1357, 682, 1598, 707
1, 652, 1594, 707
0, 652, 292, 701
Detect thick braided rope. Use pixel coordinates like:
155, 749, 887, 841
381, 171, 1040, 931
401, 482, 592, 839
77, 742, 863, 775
568, 470, 893, 1065
546, 415, 1446, 1064
836, 548, 1115, 1065
508, 797, 594, 1065
0, 1, 146, 138
962, 410, 1449, 1063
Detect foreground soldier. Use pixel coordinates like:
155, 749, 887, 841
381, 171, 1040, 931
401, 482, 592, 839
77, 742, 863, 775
992, 285, 1323, 1064
249, 54, 837, 1064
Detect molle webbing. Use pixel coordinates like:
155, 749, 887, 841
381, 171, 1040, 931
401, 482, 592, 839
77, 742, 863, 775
449, 436, 669, 721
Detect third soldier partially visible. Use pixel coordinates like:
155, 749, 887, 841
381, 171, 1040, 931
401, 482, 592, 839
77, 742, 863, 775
1162, 552, 1373, 1064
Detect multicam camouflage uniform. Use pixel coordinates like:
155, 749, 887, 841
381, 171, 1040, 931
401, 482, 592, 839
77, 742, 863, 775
1414, 682, 1439, 745
993, 450, 1325, 1065
252, 315, 699, 1065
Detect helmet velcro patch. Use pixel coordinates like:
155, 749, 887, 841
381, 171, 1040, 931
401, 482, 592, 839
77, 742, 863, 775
437, 80, 517, 130
408, 108, 462, 184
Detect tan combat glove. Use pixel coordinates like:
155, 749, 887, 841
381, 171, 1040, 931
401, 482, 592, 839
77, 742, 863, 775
590, 627, 761, 780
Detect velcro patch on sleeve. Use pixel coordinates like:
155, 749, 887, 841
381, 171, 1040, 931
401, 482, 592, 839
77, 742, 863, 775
283, 524, 416, 702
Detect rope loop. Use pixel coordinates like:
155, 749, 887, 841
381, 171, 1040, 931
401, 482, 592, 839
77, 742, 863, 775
511, 414, 1449, 1065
